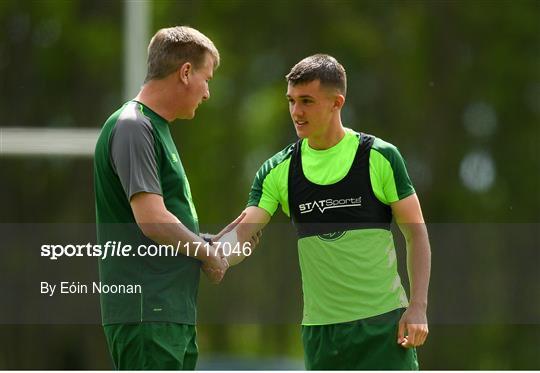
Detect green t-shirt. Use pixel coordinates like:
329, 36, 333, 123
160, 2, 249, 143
248, 128, 415, 325
94, 101, 200, 325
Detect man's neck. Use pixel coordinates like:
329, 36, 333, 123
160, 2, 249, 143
135, 81, 175, 122
307, 122, 346, 150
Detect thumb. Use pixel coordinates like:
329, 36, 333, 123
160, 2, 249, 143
397, 319, 406, 344
214, 212, 246, 241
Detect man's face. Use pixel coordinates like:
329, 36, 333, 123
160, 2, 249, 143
180, 52, 214, 119
286, 80, 338, 139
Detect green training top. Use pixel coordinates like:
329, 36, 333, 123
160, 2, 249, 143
94, 100, 200, 325
247, 128, 415, 325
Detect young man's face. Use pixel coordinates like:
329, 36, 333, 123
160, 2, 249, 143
286, 80, 338, 139
180, 52, 214, 119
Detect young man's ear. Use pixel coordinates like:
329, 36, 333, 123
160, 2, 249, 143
178, 62, 192, 84
333, 94, 345, 111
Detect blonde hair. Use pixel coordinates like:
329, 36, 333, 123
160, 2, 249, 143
145, 26, 220, 83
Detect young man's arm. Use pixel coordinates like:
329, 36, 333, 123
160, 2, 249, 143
216, 146, 291, 266
391, 193, 431, 348
131, 192, 229, 284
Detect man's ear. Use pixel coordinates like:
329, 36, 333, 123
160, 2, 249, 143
178, 62, 192, 85
333, 94, 345, 111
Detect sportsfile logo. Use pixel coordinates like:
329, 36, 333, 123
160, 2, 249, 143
299, 196, 362, 214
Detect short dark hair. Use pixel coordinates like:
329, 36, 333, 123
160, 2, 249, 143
286, 54, 347, 95
145, 26, 220, 83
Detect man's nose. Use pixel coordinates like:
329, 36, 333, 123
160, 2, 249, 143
291, 103, 302, 117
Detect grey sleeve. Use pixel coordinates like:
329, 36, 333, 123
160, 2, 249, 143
110, 116, 162, 201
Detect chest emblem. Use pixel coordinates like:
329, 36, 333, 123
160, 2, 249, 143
318, 231, 346, 241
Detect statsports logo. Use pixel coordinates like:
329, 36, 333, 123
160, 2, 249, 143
299, 196, 362, 214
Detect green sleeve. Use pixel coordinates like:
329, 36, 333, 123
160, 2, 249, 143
247, 144, 294, 216
369, 137, 415, 205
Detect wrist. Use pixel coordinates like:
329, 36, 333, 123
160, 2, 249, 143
191, 240, 216, 262
201, 235, 213, 245
200, 233, 213, 244
409, 300, 428, 311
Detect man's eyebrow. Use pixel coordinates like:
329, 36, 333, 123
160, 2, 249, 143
286, 94, 314, 99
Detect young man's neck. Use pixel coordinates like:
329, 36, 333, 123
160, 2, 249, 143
307, 122, 346, 150
135, 80, 176, 122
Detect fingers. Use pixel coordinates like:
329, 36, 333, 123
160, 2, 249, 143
398, 323, 429, 348
410, 324, 429, 346
416, 324, 429, 346
397, 319, 406, 345
201, 255, 229, 284
248, 230, 263, 248
400, 337, 412, 348
204, 267, 225, 284
407, 326, 417, 347
213, 245, 224, 258
222, 257, 230, 271
250, 233, 259, 247
201, 265, 221, 284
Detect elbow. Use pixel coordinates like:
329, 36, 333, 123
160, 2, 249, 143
137, 222, 159, 241
132, 207, 170, 242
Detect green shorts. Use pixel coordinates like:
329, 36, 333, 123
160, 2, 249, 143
302, 308, 419, 370
103, 322, 198, 370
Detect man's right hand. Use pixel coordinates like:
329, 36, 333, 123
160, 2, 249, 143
201, 245, 229, 284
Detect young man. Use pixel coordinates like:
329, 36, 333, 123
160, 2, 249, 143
94, 26, 231, 370
231, 54, 431, 369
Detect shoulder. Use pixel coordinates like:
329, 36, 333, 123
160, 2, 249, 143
256, 142, 296, 178
267, 142, 296, 166
369, 135, 404, 163
114, 102, 154, 137
250, 142, 296, 194
343, 127, 362, 142
368, 134, 415, 200
248, 142, 296, 209
340, 129, 399, 158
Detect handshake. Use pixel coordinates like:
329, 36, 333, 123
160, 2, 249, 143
199, 212, 262, 284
